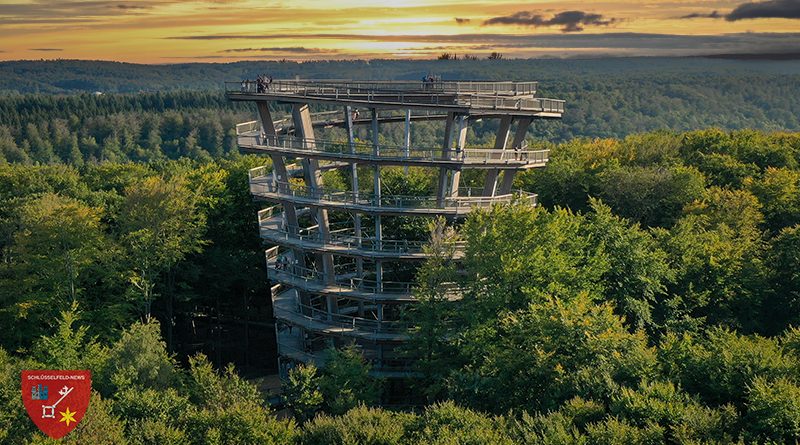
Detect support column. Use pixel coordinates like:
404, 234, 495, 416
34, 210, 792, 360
258, 102, 309, 310
371, 108, 383, 292
345, 106, 364, 280
448, 115, 468, 197
403, 109, 411, 174
326, 296, 337, 322
498, 117, 532, 195
292, 104, 335, 289
482, 115, 513, 196
257, 103, 299, 230
436, 112, 456, 207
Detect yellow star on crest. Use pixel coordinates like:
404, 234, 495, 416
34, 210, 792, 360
58, 407, 77, 426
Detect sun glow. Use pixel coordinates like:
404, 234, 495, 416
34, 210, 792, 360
0, 0, 797, 62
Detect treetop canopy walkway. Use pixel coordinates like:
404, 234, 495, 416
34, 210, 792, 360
225, 79, 564, 117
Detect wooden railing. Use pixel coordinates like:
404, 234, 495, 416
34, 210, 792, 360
249, 175, 537, 212
226, 79, 538, 96
237, 132, 549, 165
258, 206, 440, 255
273, 289, 411, 334
225, 80, 564, 113
266, 248, 415, 296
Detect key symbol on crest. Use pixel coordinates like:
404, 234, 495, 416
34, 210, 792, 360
41, 385, 73, 419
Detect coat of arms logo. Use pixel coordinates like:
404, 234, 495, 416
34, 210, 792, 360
21, 370, 92, 439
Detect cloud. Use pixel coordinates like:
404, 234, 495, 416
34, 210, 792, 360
679, 11, 723, 19
726, 0, 800, 21
454, 17, 470, 24
29, 48, 63, 51
483, 10, 618, 32
167, 33, 432, 41
219, 47, 338, 54
0, 1, 168, 23
116, 4, 152, 10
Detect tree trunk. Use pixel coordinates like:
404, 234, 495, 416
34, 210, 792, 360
166, 267, 175, 353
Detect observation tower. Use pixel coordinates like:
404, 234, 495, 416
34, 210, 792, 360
226, 79, 564, 379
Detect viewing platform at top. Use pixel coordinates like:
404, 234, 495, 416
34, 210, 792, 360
225, 79, 565, 117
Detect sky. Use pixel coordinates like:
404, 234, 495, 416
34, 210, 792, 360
0, 0, 798, 63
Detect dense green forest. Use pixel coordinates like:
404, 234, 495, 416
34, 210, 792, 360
2, 127, 800, 443
2, 57, 800, 443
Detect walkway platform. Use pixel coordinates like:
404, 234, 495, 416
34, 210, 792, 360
276, 329, 416, 378
266, 249, 416, 303
249, 168, 537, 216
272, 289, 409, 341
258, 207, 442, 260
226, 80, 564, 117
236, 132, 549, 169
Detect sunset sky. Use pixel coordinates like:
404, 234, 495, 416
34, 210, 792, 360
0, 0, 799, 63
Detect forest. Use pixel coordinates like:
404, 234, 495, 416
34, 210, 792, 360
1, 58, 800, 443
1, 57, 800, 143
1, 126, 800, 443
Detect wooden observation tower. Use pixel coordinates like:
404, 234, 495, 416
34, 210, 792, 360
226, 79, 564, 379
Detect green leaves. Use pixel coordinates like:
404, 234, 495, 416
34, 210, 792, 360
746, 377, 800, 443
449, 293, 656, 412
283, 364, 323, 423
32, 303, 108, 373
119, 175, 207, 318
658, 328, 797, 407
101, 321, 179, 395
0, 193, 116, 349
318, 346, 382, 416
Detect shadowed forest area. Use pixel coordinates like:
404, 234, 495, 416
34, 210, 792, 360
2, 58, 800, 443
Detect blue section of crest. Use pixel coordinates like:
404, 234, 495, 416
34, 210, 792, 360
31, 384, 48, 400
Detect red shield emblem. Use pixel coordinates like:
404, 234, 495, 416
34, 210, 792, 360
21, 370, 92, 439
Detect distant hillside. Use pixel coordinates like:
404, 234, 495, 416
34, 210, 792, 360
3, 57, 800, 94
1, 57, 799, 141
701, 52, 800, 61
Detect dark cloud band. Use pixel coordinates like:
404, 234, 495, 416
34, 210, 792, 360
679, 11, 723, 19
219, 47, 338, 54
483, 10, 618, 33
726, 0, 800, 21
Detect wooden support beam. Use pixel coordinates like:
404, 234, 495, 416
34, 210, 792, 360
482, 115, 512, 197
403, 109, 411, 174
257, 102, 299, 232
498, 117, 532, 195
448, 115, 468, 197
371, 108, 383, 290
292, 103, 335, 287
345, 106, 364, 279
436, 112, 456, 207
326, 296, 338, 322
